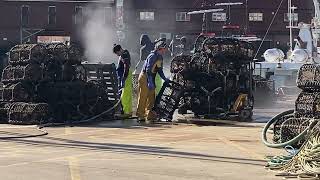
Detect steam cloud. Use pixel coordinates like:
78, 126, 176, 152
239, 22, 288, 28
80, 5, 117, 63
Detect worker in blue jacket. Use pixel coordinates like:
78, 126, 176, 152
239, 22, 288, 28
136, 40, 169, 122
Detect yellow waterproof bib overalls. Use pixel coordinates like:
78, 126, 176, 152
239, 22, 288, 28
136, 52, 164, 120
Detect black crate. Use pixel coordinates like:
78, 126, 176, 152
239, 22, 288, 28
153, 81, 184, 120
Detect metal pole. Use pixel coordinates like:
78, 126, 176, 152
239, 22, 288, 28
228, 5, 231, 24
205, 13, 208, 33
289, 0, 293, 51
20, 27, 23, 44
245, 0, 248, 34
202, 13, 206, 33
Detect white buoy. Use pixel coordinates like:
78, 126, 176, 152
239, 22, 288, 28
291, 49, 309, 63
263, 48, 285, 63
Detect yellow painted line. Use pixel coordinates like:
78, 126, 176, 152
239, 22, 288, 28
218, 137, 265, 160
68, 157, 81, 180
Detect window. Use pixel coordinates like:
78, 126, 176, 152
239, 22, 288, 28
116, 0, 123, 6
176, 12, 190, 22
75, 6, 83, 24
21, 5, 30, 26
284, 13, 298, 22
48, 6, 56, 25
160, 33, 171, 40
140, 11, 154, 21
104, 7, 112, 24
249, 13, 263, 22
212, 13, 227, 21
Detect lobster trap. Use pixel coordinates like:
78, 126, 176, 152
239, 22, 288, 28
170, 55, 192, 74
272, 111, 311, 148
2, 64, 42, 83
67, 44, 83, 65
263, 62, 320, 149
0, 82, 33, 102
0, 43, 119, 125
0, 103, 11, 122
297, 64, 320, 91
8, 102, 50, 125
9, 44, 46, 65
45, 43, 68, 64
155, 36, 254, 121
295, 92, 320, 118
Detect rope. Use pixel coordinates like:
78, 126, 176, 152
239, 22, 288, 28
254, 0, 285, 59
265, 121, 320, 179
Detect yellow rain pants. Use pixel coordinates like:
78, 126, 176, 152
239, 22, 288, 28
155, 74, 163, 95
120, 69, 133, 115
136, 73, 158, 120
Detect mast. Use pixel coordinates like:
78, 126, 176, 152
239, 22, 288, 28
245, 0, 249, 34
289, 0, 293, 51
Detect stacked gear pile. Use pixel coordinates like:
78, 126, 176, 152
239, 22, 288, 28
262, 64, 320, 149
153, 35, 255, 121
0, 43, 116, 125
262, 64, 320, 178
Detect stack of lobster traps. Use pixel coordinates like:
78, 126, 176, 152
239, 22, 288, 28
263, 64, 320, 149
261, 64, 320, 179
153, 36, 255, 121
0, 43, 118, 125
0, 44, 49, 124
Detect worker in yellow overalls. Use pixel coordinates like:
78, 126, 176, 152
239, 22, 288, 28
136, 40, 169, 122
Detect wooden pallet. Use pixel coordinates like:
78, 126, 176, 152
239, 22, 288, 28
83, 63, 120, 105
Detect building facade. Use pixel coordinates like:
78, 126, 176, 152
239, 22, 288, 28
0, 0, 116, 53
0, 0, 316, 58
121, 0, 314, 51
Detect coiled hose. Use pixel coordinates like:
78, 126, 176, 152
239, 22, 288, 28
262, 109, 312, 148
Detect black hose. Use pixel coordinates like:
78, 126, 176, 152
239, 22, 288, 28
261, 109, 315, 148
0, 126, 48, 139
0, 99, 121, 139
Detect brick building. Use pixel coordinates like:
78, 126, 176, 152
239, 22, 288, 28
0, 0, 116, 54
120, 0, 314, 51
0, 0, 316, 58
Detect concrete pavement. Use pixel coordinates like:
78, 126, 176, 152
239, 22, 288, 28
0, 119, 285, 180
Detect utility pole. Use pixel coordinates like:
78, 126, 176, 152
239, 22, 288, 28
245, 0, 249, 35
289, 0, 293, 51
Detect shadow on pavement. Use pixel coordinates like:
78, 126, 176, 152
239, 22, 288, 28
0, 133, 266, 167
